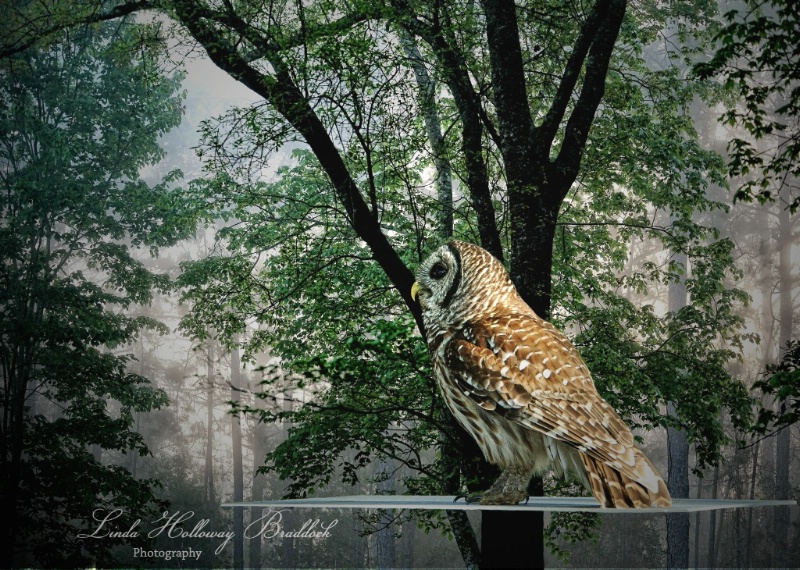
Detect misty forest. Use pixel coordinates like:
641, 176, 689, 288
1, 0, 798, 568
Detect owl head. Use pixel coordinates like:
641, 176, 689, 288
412, 241, 522, 327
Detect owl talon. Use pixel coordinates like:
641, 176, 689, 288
453, 492, 483, 504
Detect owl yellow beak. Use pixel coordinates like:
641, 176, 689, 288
411, 282, 421, 302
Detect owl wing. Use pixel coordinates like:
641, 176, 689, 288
446, 313, 646, 482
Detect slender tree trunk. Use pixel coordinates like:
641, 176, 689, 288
666, 249, 690, 569
248, 415, 270, 570
402, 517, 414, 569
447, 510, 480, 570
130, 412, 140, 478
399, 463, 416, 568
666, 403, 690, 568
439, 422, 482, 569
248, 450, 266, 569
130, 338, 146, 477
744, 439, 759, 569
230, 343, 244, 569
773, 197, 792, 567
713, 508, 725, 567
375, 456, 396, 569
249, 335, 272, 570
734, 472, 743, 568
281, 378, 295, 568
707, 460, 720, 568
3, 252, 52, 567
758, 204, 776, 372
694, 473, 702, 569
401, 34, 453, 241
758, 204, 777, 565
205, 341, 216, 505
352, 510, 365, 568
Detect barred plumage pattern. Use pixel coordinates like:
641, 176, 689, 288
412, 240, 671, 508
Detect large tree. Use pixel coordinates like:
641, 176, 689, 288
0, 19, 192, 567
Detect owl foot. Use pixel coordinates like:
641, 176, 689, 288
454, 490, 529, 504
478, 489, 527, 505
453, 492, 484, 504
477, 467, 533, 505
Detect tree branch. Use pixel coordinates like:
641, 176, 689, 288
481, 0, 535, 164
555, 0, 626, 192
533, 0, 612, 152
0, 0, 154, 59
392, 0, 504, 261
170, 0, 423, 330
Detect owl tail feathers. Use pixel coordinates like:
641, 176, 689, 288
582, 450, 672, 508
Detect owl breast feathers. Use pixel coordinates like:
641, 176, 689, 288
412, 240, 671, 508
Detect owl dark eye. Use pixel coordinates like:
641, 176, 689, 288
429, 262, 448, 280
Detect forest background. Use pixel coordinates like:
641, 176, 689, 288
1, 0, 798, 568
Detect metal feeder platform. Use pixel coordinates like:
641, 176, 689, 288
222, 495, 797, 513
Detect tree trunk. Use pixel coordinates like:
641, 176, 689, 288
666, 404, 690, 568
401, 34, 453, 241
713, 508, 725, 567
375, 457, 396, 569
402, 518, 415, 569
744, 439, 759, 569
666, 249, 690, 569
248, 411, 270, 570
438, 420, 482, 568
481, 2, 625, 567
758, 203, 777, 566
281, 378, 296, 568
230, 343, 244, 569
248, 467, 265, 569
773, 197, 792, 567
205, 340, 216, 506
352, 511, 365, 567
758, 204, 776, 371
693, 473, 702, 569
130, 412, 140, 478
707, 460, 720, 568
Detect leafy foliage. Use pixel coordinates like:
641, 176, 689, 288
750, 340, 800, 437
694, 0, 800, 212
0, 20, 193, 567
544, 3, 755, 472
239, 316, 440, 495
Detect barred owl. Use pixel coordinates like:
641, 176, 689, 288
411, 240, 671, 508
